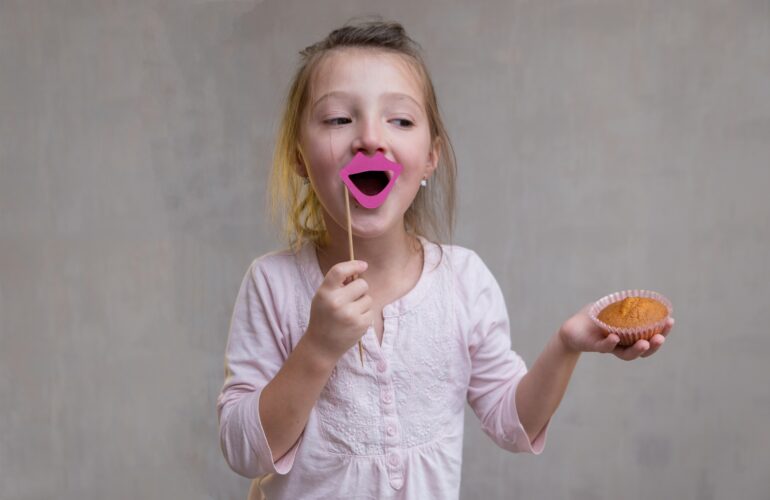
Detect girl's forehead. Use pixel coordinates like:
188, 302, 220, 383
309, 48, 425, 105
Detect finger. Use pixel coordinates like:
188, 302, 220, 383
598, 333, 620, 353
335, 277, 369, 304
659, 317, 675, 338
641, 334, 665, 358
613, 339, 649, 361
325, 260, 368, 288
349, 293, 373, 316
342, 298, 374, 336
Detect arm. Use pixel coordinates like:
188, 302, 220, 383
217, 258, 371, 477
217, 259, 304, 478
514, 332, 580, 443
258, 332, 336, 460
463, 251, 675, 454
261, 258, 371, 459
464, 251, 549, 454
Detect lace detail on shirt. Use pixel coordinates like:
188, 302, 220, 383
391, 271, 468, 449
313, 261, 470, 456
316, 364, 385, 455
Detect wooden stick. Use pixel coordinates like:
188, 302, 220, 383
344, 185, 365, 366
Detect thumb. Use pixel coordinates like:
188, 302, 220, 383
598, 333, 620, 353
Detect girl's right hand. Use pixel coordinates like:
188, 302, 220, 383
304, 260, 373, 363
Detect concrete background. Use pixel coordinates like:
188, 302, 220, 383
1, 1, 769, 499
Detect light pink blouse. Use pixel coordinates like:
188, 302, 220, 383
217, 236, 547, 499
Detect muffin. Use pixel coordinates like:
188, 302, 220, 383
589, 290, 672, 346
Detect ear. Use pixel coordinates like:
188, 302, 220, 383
294, 147, 308, 178
425, 137, 441, 179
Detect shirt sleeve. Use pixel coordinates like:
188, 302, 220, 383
464, 251, 548, 454
216, 258, 302, 478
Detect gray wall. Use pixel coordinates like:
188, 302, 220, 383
2, 1, 769, 499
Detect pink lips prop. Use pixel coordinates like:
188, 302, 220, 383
339, 152, 403, 209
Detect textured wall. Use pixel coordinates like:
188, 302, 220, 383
1, 1, 769, 499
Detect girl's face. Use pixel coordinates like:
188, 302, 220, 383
298, 48, 438, 241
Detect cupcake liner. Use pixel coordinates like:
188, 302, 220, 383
589, 290, 673, 346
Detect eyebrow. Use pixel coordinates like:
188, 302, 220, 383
312, 91, 422, 111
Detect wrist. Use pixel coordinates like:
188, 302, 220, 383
297, 328, 340, 374
556, 327, 582, 356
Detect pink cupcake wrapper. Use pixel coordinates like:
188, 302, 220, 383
589, 290, 673, 346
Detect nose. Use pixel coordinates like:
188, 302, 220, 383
351, 117, 386, 156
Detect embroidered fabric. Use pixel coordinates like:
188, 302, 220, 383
312, 263, 469, 456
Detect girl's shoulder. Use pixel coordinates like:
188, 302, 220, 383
244, 244, 310, 289
428, 240, 505, 331
248, 246, 297, 273
422, 238, 500, 302
427, 238, 491, 278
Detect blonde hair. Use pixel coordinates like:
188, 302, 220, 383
268, 17, 457, 251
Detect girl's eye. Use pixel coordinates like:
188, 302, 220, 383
391, 118, 414, 128
323, 117, 414, 127
324, 117, 351, 126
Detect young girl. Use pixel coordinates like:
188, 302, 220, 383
217, 19, 674, 500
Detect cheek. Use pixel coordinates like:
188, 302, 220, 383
399, 146, 431, 176
402, 133, 433, 165
304, 132, 350, 171
301, 148, 333, 178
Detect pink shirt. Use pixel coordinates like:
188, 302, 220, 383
217, 236, 547, 499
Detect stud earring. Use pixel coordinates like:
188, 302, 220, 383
302, 176, 310, 185
420, 178, 428, 187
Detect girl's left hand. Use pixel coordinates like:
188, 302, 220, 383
558, 303, 675, 361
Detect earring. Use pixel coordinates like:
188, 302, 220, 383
420, 178, 428, 187
302, 176, 310, 185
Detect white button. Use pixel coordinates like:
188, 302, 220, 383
382, 392, 393, 404
377, 360, 387, 373
390, 477, 403, 489
386, 425, 396, 436
387, 453, 400, 467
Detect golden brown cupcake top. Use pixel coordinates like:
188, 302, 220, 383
597, 297, 668, 328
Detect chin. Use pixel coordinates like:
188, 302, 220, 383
348, 217, 399, 239
348, 225, 391, 240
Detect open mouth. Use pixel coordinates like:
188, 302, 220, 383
349, 170, 391, 196
339, 152, 403, 209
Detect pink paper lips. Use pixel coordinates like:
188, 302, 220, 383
339, 152, 403, 209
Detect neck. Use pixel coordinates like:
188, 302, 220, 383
315, 216, 420, 276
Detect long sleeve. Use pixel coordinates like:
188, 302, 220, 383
216, 258, 302, 478
463, 252, 548, 454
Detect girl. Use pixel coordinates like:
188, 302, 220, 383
217, 19, 674, 500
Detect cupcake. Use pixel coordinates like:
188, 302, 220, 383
589, 290, 672, 346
